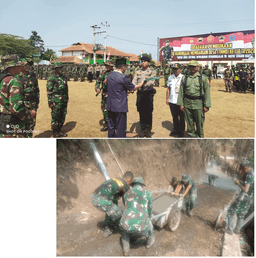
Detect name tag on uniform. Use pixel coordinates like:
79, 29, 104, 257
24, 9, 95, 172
175, 86, 179, 93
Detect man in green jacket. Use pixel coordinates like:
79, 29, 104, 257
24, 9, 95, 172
177, 60, 211, 138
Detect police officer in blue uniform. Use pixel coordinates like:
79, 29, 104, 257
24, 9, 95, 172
106, 58, 145, 138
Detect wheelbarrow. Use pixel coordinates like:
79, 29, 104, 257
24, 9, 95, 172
151, 192, 183, 232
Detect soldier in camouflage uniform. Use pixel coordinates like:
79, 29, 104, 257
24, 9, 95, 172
95, 60, 114, 131
0, 56, 34, 138
223, 65, 233, 92
155, 65, 160, 87
16, 60, 40, 138
80, 64, 87, 82
91, 171, 134, 238
202, 65, 212, 85
179, 174, 197, 217
119, 177, 155, 256
46, 62, 69, 138
224, 160, 254, 235
164, 63, 171, 87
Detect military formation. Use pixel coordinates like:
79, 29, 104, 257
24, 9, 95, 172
0, 53, 254, 138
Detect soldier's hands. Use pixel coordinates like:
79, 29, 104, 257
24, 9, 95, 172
166, 99, 169, 105
203, 107, 209, 113
180, 105, 185, 112
49, 104, 53, 108
31, 110, 36, 118
96, 88, 101, 94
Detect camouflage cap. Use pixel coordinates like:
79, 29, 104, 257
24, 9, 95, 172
106, 60, 114, 67
240, 160, 252, 168
181, 173, 190, 182
172, 63, 181, 69
52, 62, 63, 69
165, 40, 170, 43
1, 54, 27, 69
131, 177, 146, 186
188, 60, 199, 67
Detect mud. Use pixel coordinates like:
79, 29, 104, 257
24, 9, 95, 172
33, 78, 254, 138
56, 139, 242, 256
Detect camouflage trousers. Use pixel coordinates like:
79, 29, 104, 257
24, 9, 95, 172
225, 79, 233, 92
155, 79, 159, 87
25, 114, 37, 138
184, 187, 197, 210
119, 215, 153, 238
101, 95, 108, 123
91, 193, 123, 226
80, 73, 87, 81
51, 102, 68, 131
227, 197, 253, 219
164, 75, 169, 86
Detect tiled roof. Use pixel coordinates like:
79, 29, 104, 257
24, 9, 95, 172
127, 53, 139, 62
59, 42, 131, 57
51, 56, 86, 64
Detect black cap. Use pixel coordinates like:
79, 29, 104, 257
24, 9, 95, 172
141, 56, 151, 62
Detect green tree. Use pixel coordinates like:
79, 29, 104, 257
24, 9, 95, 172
0, 33, 35, 58
41, 48, 57, 61
28, 31, 45, 54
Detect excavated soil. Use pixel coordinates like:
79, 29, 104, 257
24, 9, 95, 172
33, 78, 254, 138
57, 139, 238, 256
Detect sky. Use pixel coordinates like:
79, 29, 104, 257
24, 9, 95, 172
1, 0, 255, 60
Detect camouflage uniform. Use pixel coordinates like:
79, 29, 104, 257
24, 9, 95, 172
120, 180, 153, 238
0, 58, 31, 138
202, 66, 212, 84
95, 68, 113, 129
91, 178, 130, 227
227, 170, 254, 219
164, 65, 171, 87
46, 62, 69, 136
155, 66, 160, 87
119, 177, 155, 255
182, 174, 197, 211
80, 64, 87, 82
223, 67, 233, 92
16, 69, 40, 138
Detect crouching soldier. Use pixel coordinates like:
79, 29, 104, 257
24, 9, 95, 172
180, 173, 197, 217
224, 160, 254, 235
119, 177, 155, 256
91, 171, 134, 237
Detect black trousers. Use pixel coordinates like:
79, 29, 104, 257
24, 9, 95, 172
169, 103, 185, 134
88, 72, 93, 82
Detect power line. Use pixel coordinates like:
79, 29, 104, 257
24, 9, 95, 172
107, 35, 157, 46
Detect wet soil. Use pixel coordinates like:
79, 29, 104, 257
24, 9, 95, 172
57, 140, 238, 256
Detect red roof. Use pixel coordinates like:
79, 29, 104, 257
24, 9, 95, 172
51, 56, 86, 64
59, 42, 131, 57
127, 53, 139, 62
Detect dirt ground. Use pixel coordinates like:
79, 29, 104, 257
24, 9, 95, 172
33, 78, 254, 138
56, 140, 241, 256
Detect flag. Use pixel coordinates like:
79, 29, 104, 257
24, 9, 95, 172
107, 52, 110, 60
141, 50, 143, 55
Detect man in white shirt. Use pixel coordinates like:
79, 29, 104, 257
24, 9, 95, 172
166, 63, 185, 137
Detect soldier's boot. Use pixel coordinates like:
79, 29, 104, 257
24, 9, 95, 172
121, 232, 130, 256
138, 129, 145, 138
146, 234, 155, 249
234, 218, 244, 235
103, 226, 113, 238
145, 128, 152, 138
223, 216, 235, 235
53, 130, 61, 138
188, 209, 193, 217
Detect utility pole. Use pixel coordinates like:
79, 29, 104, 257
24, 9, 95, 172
101, 21, 110, 62
90, 25, 101, 64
